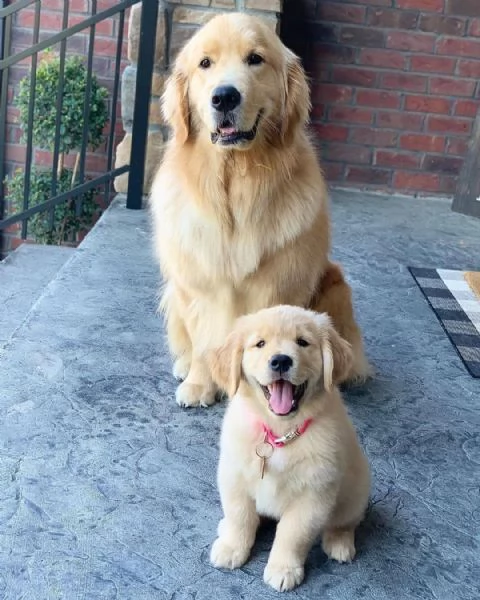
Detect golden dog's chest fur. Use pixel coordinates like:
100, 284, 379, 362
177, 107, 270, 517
150, 13, 369, 408
153, 140, 329, 299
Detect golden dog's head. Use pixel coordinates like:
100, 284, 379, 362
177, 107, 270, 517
209, 306, 352, 418
163, 13, 310, 149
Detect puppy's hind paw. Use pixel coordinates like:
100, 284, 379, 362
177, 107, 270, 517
263, 563, 304, 592
322, 528, 356, 563
210, 537, 250, 570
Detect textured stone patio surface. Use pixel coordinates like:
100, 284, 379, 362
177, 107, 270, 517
1, 191, 480, 599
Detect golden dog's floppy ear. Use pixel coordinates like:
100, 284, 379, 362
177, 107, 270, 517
162, 67, 189, 144
282, 50, 310, 144
321, 326, 353, 392
207, 332, 243, 398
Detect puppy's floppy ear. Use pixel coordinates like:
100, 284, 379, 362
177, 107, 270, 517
321, 325, 353, 392
162, 65, 189, 144
207, 332, 243, 398
281, 50, 310, 144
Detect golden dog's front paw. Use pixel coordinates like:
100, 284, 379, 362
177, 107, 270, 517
210, 537, 250, 570
263, 562, 304, 592
322, 528, 356, 563
175, 381, 217, 408
172, 355, 191, 381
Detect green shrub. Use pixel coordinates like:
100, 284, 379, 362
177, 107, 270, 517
6, 52, 109, 245
17, 54, 109, 154
8, 167, 99, 245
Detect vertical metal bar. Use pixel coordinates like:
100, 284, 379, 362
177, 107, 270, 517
21, 0, 40, 239
104, 8, 125, 207
0, 6, 11, 239
49, 0, 69, 230
0, 0, 7, 257
76, 0, 96, 216
126, 0, 159, 210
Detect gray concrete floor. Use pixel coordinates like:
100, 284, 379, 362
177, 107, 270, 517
1, 191, 480, 599
0, 244, 74, 348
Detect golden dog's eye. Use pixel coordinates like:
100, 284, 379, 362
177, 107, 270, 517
255, 340, 266, 348
297, 337, 310, 347
246, 53, 264, 66
199, 57, 211, 69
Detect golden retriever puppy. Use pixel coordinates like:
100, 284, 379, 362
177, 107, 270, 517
208, 305, 370, 592
150, 13, 370, 408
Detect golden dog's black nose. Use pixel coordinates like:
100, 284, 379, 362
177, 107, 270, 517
269, 354, 293, 373
211, 85, 241, 112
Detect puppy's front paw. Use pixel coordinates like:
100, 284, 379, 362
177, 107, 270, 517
263, 563, 304, 592
210, 537, 250, 570
172, 355, 191, 381
322, 529, 356, 563
175, 381, 216, 408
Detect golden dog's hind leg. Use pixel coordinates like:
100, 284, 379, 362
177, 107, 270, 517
160, 283, 192, 380
313, 263, 372, 384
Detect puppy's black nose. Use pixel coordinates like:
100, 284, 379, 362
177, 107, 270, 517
211, 85, 241, 112
269, 354, 293, 373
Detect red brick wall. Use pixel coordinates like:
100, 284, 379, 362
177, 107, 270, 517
3, 0, 128, 252
284, 0, 480, 196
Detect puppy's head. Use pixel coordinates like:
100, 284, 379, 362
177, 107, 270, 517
208, 306, 352, 418
162, 13, 309, 149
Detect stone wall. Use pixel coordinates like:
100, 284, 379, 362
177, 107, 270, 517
114, 0, 283, 194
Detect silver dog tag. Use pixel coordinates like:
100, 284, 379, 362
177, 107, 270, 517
256, 435, 274, 479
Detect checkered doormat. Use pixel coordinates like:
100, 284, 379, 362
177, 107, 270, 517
409, 268, 480, 378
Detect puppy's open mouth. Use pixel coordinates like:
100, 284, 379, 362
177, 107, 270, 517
211, 112, 262, 146
260, 379, 308, 416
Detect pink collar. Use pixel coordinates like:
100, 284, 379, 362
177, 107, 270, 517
261, 418, 313, 448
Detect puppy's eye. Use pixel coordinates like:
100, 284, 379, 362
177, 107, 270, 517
199, 57, 211, 69
246, 53, 264, 66
297, 337, 310, 347
255, 340, 266, 348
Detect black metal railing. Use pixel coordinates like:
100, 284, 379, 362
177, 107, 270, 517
0, 0, 157, 253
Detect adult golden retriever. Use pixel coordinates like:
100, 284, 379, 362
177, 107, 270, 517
150, 13, 370, 408
208, 305, 370, 591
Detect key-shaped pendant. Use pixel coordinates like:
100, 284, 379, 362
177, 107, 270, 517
255, 434, 274, 479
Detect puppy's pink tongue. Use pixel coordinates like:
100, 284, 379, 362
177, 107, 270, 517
268, 381, 294, 415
